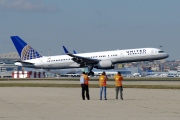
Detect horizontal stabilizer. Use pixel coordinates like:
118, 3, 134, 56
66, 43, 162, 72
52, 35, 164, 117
15, 60, 34, 65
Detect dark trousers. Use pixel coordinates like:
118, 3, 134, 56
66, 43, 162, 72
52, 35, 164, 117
116, 86, 123, 99
81, 84, 90, 100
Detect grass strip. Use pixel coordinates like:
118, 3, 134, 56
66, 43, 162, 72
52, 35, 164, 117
0, 83, 180, 89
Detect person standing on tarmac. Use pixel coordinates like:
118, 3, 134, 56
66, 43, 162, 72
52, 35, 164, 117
114, 71, 123, 100
99, 71, 107, 100
80, 72, 90, 100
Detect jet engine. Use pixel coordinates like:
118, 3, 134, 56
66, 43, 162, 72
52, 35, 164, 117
72, 58, 83, 63
94, 60, 114, 69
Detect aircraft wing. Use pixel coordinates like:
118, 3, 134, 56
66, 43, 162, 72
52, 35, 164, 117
63, 46, 99, 64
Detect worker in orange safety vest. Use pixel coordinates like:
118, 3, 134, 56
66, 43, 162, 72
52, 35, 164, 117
80, 72, 90, 100
99, 71, 108, 100
114, 71, 123, 100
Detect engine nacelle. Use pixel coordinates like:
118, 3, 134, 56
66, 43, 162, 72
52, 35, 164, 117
94, 60, 114, 69
72, 58, 83, 63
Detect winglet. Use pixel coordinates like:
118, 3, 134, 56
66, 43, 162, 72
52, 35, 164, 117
73, 50, 77, 54
62, 46, 69, 54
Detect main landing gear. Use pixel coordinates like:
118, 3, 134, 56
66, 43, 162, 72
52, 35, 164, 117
87, 64, 94, 76
88, 71, 94, 76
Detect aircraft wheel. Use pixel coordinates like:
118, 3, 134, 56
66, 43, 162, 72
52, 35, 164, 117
88, 71, 94, 76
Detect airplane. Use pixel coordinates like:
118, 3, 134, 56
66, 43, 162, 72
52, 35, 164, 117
10, 36, 169, 76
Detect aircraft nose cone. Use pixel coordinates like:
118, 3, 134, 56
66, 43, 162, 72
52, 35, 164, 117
161, 53, 169, 59
166, 53, 169, 58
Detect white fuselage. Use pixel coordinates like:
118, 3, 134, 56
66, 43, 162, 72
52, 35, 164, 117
15, 48, 169, 69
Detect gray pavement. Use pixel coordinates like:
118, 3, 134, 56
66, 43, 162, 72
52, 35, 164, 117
0, 87, 180, 120
1, 80, 180, 85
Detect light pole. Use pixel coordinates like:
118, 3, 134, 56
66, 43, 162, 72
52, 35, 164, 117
48, 49, 50, 56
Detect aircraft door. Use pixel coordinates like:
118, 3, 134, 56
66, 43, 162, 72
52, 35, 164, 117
38, 58, 44, 67
151, 49, 154, 55
119, 51, 124, 59
40, 59, 44, 66
120, 52, 124, 58
118, 51, 124, 62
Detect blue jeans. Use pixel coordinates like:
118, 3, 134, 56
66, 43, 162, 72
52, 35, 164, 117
100, 86, 106, 99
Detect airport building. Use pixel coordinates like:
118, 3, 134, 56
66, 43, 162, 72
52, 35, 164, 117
0, 52, 21, 78
0, 52, 47, 78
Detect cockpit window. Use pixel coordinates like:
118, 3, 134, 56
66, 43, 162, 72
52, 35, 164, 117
158, 51, 164, 53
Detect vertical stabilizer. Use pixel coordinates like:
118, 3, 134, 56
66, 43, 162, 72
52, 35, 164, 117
10, 36, 42, 60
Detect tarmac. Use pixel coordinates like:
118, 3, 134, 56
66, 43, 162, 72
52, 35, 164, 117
0, 87, 180, 120
1, 79, 180, 85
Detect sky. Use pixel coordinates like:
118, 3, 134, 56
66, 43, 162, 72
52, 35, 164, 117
0, 0, 180, 60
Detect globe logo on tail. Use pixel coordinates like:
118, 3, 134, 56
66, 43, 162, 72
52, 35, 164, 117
21, 45, 42, 60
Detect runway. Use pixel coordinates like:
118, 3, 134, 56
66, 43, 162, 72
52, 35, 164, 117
0, 87, 179, 120
0, 79, 180, 87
